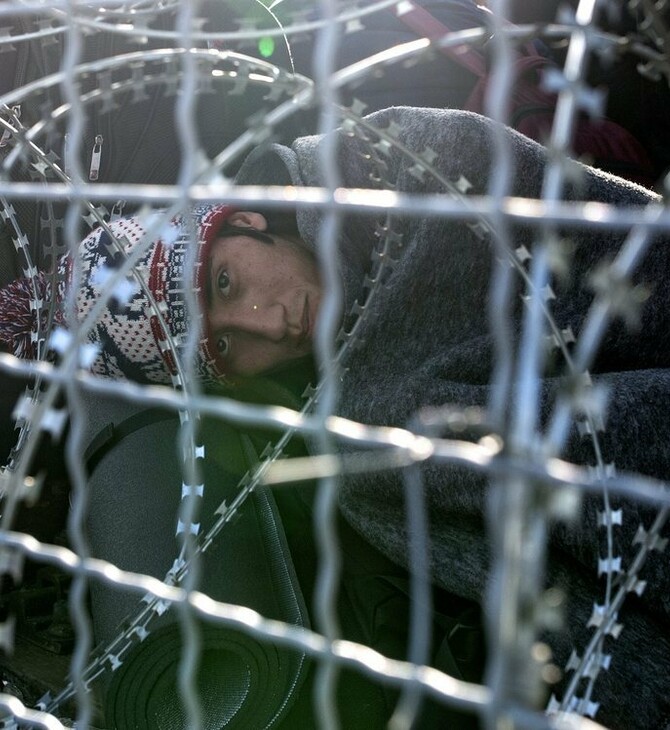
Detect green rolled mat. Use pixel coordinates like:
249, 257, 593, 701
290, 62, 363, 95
105, 622, 304, 729
82, 397, 311, 729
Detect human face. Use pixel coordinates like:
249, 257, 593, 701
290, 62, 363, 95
206, 211, 322, 377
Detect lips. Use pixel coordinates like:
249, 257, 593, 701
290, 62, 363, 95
298, 292, 310, 346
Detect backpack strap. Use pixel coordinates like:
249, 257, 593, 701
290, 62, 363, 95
83, 407, 175, 475
393, 1, 489, 76
392, 2, 554, 106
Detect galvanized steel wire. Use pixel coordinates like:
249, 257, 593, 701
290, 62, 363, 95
0, 1, 668, 729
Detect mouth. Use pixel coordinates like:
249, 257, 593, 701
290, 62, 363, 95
298, 293, 310, 346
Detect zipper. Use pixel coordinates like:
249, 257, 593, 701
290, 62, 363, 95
110, 200, 126, 222
0, 106, 21, 148
11, 18, 30, 92
63, 133, 72, 176
89, 134, 103, 181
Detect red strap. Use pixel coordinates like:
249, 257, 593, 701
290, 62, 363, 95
394, 1, 488, 77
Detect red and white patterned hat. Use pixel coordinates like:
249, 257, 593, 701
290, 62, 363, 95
70, 202, 235, 386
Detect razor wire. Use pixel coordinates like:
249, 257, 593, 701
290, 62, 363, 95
0, 1, 667, 729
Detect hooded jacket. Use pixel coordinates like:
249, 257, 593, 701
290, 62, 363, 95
234, 107, 670, 729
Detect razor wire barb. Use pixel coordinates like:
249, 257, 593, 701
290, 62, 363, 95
0, 1, 668, 729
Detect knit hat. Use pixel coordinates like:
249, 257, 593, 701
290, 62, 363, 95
0, 203, 235, 387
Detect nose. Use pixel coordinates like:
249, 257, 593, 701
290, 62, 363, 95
209, 299, 288, 342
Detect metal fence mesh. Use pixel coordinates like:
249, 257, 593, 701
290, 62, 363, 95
0, 1, 668, 728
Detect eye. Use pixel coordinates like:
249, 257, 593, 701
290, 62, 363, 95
217, 269, 231, 297
216, 334, 231, 357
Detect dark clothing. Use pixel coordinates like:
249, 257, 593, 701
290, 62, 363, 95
235, 106, 670, 729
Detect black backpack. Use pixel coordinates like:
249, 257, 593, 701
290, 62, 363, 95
0, 5, 313, 279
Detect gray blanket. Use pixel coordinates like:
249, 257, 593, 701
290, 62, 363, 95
235, 107, 670, 729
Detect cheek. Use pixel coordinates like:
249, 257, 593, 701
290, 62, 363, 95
275, 246, 318, 287
238, 340, 309, 377
232, 339, 283, 376
252, 255, 291, 289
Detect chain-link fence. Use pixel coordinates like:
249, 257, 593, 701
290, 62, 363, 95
0, 1, 669, 728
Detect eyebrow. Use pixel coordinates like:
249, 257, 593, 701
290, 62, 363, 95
216, 223, 275, 246
205, 258, 213, 310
